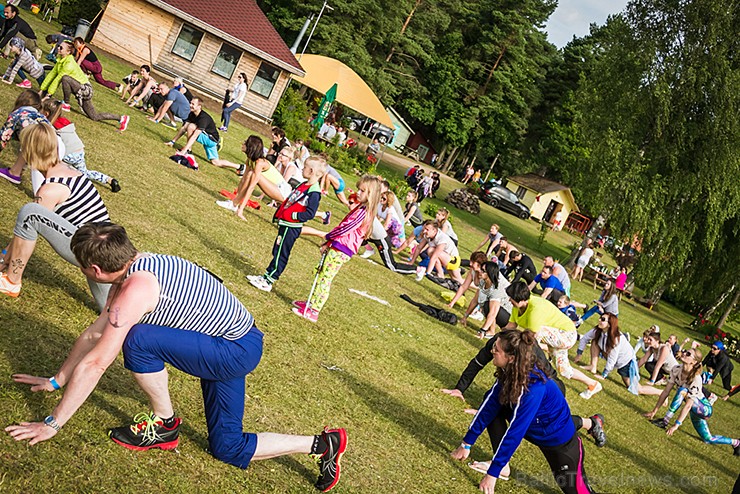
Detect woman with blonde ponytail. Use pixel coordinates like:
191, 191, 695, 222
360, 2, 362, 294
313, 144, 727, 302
450, 329, 596, 494
645, 348, 740, 455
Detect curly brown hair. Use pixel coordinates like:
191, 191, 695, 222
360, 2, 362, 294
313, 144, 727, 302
494, 330, 540, 405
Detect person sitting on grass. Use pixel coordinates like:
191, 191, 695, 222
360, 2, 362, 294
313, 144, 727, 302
644, 348, 740, 456
581, 278, 620, 322
5, 223, 348, 492
246, 156, 326, 292
556, 294, 584, 327
148, 82, 190, 128
126, 64, 157, 108
292, 175, 382, 323
637, 331, 680, 386
40, 41, 129, 131
503, 281, 603, 400
450, 330, 599, 494
166, 98, 228, 165
0, 123, 111, 310
215, 135, 293, 220
119, 69, 140, 100
0, 89, 49, 185
576, 313, 663, 396
41, 99, 121, 192
402, 189, 423, 227
410, 220, 464, 284
2, 37, 45, 87
702, 341, 736, 393
528, 265, 566, 305
460, 261, 512, 340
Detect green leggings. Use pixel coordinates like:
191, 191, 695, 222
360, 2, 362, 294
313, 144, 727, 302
308, 248, 351, 312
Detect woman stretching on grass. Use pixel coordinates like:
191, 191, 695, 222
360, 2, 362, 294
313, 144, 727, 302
576, 313, 662, 396
292, 175, 381, 323
637, 331, 679, 385
215, 135, 292, 220
0, 124, 110, 309
644, 348, 740, 456
461, 261, 511, 339
450, 329, 597, 494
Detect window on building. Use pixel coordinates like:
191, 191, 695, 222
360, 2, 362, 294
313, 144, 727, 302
250, 62, 281, 98
172, 24, 203, 61
515, 186, 527, 199
212, 43, 242, 79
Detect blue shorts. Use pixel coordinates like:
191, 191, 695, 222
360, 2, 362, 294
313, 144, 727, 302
333, 176, 346, 194
196, 132, 219, 161
123, 324, 263, 469
617, 363, 632, 378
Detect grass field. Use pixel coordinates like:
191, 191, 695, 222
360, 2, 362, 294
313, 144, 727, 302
0, 15, 738, 494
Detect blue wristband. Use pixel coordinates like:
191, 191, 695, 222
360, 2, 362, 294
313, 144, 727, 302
49, 376, 61, 390
461, 443, 471, 450
674, 420, 681, 426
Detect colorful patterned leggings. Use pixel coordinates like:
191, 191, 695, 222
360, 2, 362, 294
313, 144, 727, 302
63, 151, 111, 185
669, 387, 736, 445
536, 326, 577, 379
307, 248, 350, 312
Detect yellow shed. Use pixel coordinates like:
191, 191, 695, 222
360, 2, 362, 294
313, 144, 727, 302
504, 174, 579, 230
92, 0, 304, 123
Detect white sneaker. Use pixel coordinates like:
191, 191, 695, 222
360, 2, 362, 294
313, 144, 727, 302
415, 268, 426, 282
216, 199, 238, 212
360, 248, 374, 259
247, 275, 272, 292
708, 393, 718, 405
469, 307, 485, 321
579, 382, 603, 400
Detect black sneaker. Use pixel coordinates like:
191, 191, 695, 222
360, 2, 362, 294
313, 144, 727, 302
651, 418, 668, 429
313, 427, 347, 492
110, 178, 121, 193
589, 414, 606, 447
108, 412, 180, 451
236, 164, 246, 177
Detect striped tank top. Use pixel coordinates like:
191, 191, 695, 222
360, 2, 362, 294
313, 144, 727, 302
46, 175, 110, 227
127, 254, 254, 340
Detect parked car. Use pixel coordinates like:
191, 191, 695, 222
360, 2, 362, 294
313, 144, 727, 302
479, 183, 530, 219
346, 116, 394, 144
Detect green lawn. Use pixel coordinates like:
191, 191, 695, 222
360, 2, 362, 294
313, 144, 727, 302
0, 15, 738, 494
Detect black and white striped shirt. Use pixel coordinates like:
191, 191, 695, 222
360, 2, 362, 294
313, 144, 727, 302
46, 175, 110, 226
128, 254, 254, 340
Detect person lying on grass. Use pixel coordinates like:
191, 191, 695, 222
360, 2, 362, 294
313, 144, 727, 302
450, 329, 599, 494
0, 123, 111, 309
5, 222, 348, 492
644, 347, 740, 456
215, 135, 292, 220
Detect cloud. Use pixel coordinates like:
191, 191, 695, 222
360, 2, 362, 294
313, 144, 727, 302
545, 0, 629, 47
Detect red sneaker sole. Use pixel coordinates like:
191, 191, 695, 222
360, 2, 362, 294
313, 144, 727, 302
110, 437, 179, 451
320, 428, 347, 492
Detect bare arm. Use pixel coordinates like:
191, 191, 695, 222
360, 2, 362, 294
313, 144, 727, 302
645, 381, 675, 418
448, 271, 474, 307
402, 204, 417, 224
481, 299, 501, 332
649, 347, 669, 382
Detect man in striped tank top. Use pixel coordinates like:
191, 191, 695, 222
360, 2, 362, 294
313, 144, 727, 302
5, 223, 347, 492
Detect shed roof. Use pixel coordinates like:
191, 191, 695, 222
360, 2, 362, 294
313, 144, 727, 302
147, 0, 304, 75
508, 173, 579, 212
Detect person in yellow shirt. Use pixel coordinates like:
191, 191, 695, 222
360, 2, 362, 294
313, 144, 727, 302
504, 281, 603, 400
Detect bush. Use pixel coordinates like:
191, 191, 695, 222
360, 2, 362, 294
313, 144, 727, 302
424, 203, 438, 217
688, 321, 739, 359
59, 0, 102, 28
273, 87, 313, 142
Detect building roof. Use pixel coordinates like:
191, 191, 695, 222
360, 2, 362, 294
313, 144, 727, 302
147, 0, 304, 75
508, 173, 579, 212
386, 106, 415, 135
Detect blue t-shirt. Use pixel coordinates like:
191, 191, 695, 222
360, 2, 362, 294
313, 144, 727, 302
533, 273, 565, 292
167, 89, 190, 120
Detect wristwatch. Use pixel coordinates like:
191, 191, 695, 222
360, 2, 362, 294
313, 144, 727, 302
44, 415, 61, 432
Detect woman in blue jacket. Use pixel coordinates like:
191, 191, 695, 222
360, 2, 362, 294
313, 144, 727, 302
451, 329, 596, 494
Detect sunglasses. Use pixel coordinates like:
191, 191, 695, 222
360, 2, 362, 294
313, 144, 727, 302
599, 317, 609, 322
711, 346, 719, 350
681, 350, 693, 357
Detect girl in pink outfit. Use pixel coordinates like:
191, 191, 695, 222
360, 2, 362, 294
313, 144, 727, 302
293, 175, 382, 322
615, 267, 627, 298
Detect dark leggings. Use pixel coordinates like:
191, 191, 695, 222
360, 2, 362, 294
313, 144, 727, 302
366, 236, 416, 275
61, 75, 120, 122
644, 361, 668, 381
486, 412, 593, 493
481, 303, 511, 329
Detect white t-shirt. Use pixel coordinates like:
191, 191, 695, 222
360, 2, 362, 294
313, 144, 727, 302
578, 247, 594, 266
477, 274, 513, 313
378, 205, 400, 224
441, 221, 458, 242
428, 229, 459, 257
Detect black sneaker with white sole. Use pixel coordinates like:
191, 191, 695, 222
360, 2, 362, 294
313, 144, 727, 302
313, 427, 347, 492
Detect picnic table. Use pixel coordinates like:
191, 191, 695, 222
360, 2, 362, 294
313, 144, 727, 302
584, 266, 614, 290
395, 144, 420, 161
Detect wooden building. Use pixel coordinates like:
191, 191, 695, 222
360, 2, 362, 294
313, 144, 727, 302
92, 0, 304, 122
504, 173, 579, 230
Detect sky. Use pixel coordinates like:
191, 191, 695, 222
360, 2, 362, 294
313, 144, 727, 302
544, 0, 629, 48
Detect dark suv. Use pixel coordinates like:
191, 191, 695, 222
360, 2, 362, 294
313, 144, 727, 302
480, 183, 530, 219
347, 117, 394, 144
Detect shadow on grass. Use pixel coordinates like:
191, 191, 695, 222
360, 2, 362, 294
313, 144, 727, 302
401, 349, 461, 390
270, 456, 315, 486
